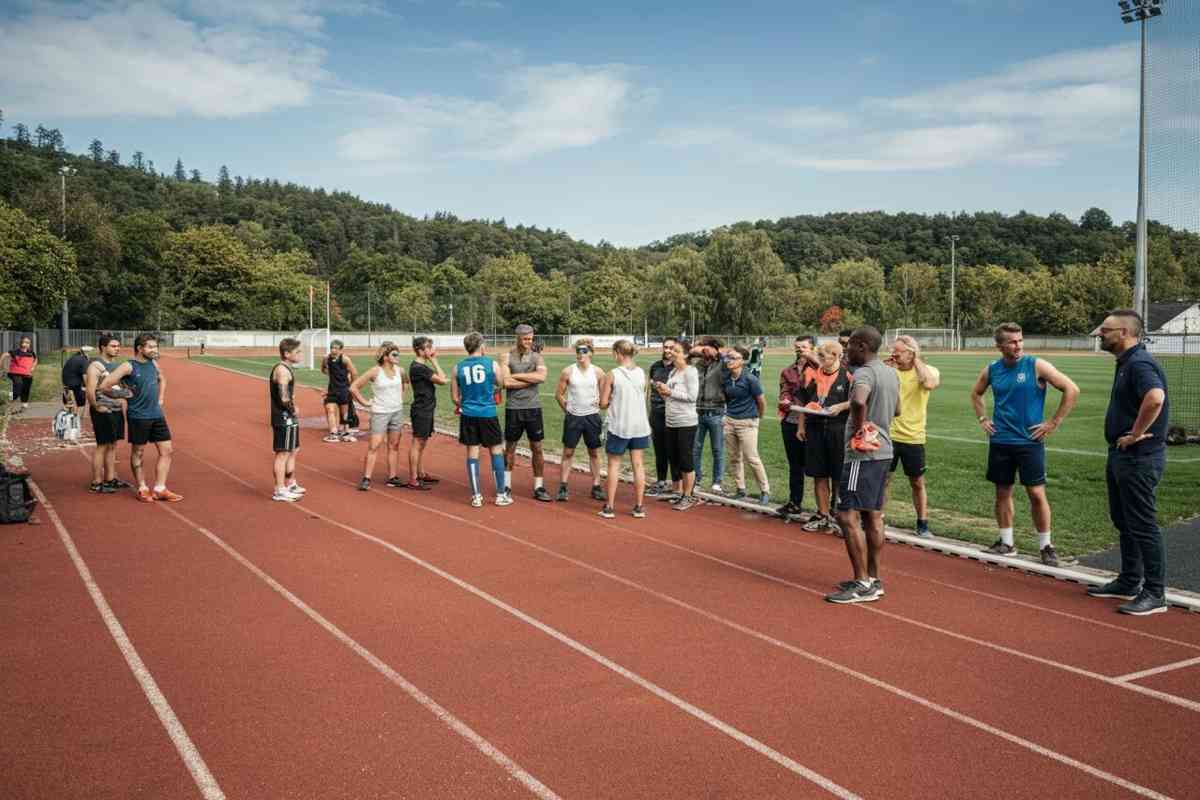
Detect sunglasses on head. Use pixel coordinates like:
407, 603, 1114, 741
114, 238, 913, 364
576, 346, 590, 354
388, 351, 400, 357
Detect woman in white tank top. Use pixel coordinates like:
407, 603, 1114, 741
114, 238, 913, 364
598, 339, 652, 519
349, 342, 408, 490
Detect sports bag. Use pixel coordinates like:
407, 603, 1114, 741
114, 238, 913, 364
0, 469, 36, 524
53, 409, 81, 442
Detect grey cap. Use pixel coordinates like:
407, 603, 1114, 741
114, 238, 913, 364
514, 324, 535, 335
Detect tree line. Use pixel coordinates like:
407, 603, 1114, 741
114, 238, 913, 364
2, 115, 1197, 336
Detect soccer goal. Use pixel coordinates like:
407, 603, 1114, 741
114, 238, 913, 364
885, 328, 959, 352
299, 328, 330, 370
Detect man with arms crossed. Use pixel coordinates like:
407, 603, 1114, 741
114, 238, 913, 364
452, 332, 512, 508
407, 336, 447, 490
885, 335, 940, 538
504, 324, 551, 501
84, 334, 133, 493
1090, 310, 1170, 615
100, 333, 182, 503
555, 338, 606, 501
971, 322, 1078, 567
646, 337, 676, 497
270, 338, 306, 502
321, 339, 358, 442
826, 326, 899, 605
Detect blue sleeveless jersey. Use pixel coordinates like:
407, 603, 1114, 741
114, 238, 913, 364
126, 359, 163, 420
456, 356, 497, 418
989, 355, 1045, 445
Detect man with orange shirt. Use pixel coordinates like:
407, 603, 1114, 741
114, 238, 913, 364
776, 335, 818, 517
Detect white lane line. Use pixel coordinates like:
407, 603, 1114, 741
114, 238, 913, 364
28, 479, 225, 800
180, 438, 1172, 800
1116, 656, 1200, 683
924, 433, 1200, 462
154, 504, 562, 800
174, 450, 859, 800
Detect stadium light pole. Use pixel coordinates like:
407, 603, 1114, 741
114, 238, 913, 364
946, 234, 959, 343
59, 166, 76, 346
1120, 0, 1164, 324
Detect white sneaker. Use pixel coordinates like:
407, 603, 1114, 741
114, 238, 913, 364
495, 493, 514, 507
470, 494, 484, 508
287, 483, 307, 495
710, 483, 724, 494
272, 489, 298, 503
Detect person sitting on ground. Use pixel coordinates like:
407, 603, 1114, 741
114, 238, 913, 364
555, 338, 606, 502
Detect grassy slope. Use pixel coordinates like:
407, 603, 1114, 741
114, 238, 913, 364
195, 351, 1200, 557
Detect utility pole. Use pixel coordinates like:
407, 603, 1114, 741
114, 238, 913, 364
947, 234, 959, 347
59, 166, 75, 346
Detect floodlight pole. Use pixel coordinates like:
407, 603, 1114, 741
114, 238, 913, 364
59, 166, 75, 346
947, 235, 959, 342
1133, 15, 1150, 324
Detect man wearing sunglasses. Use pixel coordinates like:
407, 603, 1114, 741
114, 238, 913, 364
554, 338, 606, 501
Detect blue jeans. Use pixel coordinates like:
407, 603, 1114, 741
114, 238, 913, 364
693, 410, 725, 486
1106, 447, 1167, 597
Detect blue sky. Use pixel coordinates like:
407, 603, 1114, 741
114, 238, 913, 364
0, 0, 1147, 245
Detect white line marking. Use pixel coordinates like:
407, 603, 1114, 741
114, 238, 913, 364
1117, 656, 1200, 683
28, 479, 225, 800
176, 451, 860, 799
178, 436, 1173, 799
154, 504, 563, 800
924, 433, 1200, 462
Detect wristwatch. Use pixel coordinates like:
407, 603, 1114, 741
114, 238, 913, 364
977, 415, 987, 422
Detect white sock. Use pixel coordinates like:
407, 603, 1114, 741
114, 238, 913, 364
153, 484, 166, 493
1038, 531, 1052, 549
999, 527, 1014, 546
534, 476, 543, 490
505, 470, 512, 489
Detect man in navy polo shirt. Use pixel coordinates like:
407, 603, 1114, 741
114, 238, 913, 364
1090, 310, 1171, 616
721, 346, 770, 504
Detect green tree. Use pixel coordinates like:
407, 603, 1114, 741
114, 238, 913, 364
0, 201, 80, 327
703, 229, 792, 333
113, 211, 171, 327
1009, 268, 1058, 334
889, 262, 942, 327
389, 283, 434, 331
88, 139, 104, 163
173, 158, 186, 181
955, 265, 1017, 333
817, 258, 888, 327
246, 250, 320, 330
1054, 262, 1130, 333
160, 226, 257, 328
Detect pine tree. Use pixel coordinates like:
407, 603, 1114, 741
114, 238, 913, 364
107, 149, 120, 166
131, 151, 144, 170
35, 125, 50, 149
13, 123, 30, 146
48, 129, 65, 153
218, 165, 232, 195
89, 138, 104, 162
173, 158, 186, 181
189, 168, 202, 183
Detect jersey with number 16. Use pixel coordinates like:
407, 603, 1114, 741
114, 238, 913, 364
456, 355, 497, 418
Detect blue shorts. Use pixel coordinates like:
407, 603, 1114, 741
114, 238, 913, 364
986, 442, 1046, 487
563, 412, 603, 450
837, 459, 889, 512
606, 433, 650, 456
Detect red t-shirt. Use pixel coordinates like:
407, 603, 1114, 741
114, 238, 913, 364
7, 349, 37, 377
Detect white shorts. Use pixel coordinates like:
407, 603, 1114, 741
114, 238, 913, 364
369, 409, 405, 435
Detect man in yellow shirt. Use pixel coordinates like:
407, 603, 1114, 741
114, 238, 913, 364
886, 335, 940, 537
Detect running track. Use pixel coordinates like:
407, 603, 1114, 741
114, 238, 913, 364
4, 355, 1199, 799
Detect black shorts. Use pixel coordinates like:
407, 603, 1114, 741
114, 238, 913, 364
128, 417, 171, 445
665, 425, 697, 475
562, 412, 602, 450
273, 421, 300, 453
805, 423, 846, 479
890, 442, 926, 477
505, 407, 544, 443
460, 415, 503, 447
64, 386, 86, 407
987, 442, 1046, 487
89, 408, 125, 445
411, 409, 435, 439
324, 388, 350, 406
837, 459, 889, 512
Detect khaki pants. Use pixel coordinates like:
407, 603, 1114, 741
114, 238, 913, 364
723, 416, 769, 494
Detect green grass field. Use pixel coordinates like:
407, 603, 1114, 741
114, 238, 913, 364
196, 351, 1200, 557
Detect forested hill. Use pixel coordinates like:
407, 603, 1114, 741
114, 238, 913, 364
2, 121, 1198, 336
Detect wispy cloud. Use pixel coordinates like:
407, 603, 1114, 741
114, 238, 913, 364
457, 0, 505, 9
185, 0, 390, 33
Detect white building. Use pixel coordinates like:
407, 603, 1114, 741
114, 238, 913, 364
1148, 301, 1200, 333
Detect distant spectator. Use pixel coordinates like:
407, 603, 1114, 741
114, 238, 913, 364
1, 336, 38, 413
62, 346, 92, 414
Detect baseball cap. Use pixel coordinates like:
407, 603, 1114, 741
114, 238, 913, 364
514, 324, 535, 335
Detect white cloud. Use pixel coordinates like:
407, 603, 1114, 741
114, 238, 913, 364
457, 0, 505, 9
185, 0, 390, 33
336, 64, 647, 165
0, 1, 328, 118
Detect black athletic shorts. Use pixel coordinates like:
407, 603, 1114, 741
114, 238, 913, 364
128, 417, 172, 445
562, 412, 602, 450
505, 407, 544, 443
460, 415, 503, 447
986, 442, 1046, 487
324, 388, 350, 406
890, 442, 926, 477
411, 409, 435, 439
837, 459, 889, 512
89, 407, 125, 445
273, 420, 300, 453
804, 422, 846, 479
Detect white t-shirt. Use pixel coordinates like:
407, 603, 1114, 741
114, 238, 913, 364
607, 365, 651, 439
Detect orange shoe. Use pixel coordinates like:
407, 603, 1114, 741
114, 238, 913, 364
850, 423, 882, 453
136, 487, 155, 503
153, 488, 183, 502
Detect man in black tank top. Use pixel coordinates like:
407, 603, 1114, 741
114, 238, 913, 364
321, 339, 358, 442
271, 338, 306, 502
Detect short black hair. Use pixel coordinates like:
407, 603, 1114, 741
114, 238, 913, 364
838, 329, 854, 339
1105, 309, 1145, 337
850, 326, 883, 354
134, 333, 158, 352
412, 335, 431, 353
97, 332, 119, 349
733, 346, 750, 360
794, 335, 815, 346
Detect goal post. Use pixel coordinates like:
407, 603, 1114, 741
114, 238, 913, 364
298, 328, 330, 370
885, 328, 959, 352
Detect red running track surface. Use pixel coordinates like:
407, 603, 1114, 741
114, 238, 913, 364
3, 355, 1199, 799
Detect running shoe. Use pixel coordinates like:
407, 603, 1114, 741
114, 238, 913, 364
88, 482, 116, 494
775, 502, 799, 518
731, 489, 748, 500
598, 505, 615, 519
470, 494, 484, 508
385, 477, 405, 488
657, 491, 680, 503
1039, 544, 1060, 567
341, 433, 358, 443
710, 483, 724, 495
759, 492, 772, 506
136, 487, 155, 503
272, 489, 299, 502
801, 513, 830, 532
835, 578, 885, 597
1118, 591, 1168, 616
104, 478, 133, 490
985, 539, 1017, 557
358, 478, 370, 492
673, 495, 697, 511
631, 505, 646, 519
402, 481, 432, 491
496, 493, 514, 507
645, 482, 662, 497
590, 485, 606, 502
153, 488, 183, 503
287, 483, 307, 495
323, 434, 342, 443
556, 485, 569, 502
916, 524, 933, 539
418, 474, 440, 484
533, 486, 553, 502
826, 580, 881, 604
1086, 580, 1141, 600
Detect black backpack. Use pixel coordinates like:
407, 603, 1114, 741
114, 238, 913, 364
0, 469, 37, 524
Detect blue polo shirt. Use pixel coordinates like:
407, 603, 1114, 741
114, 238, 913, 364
1105, 344, 1169, 452
722, 370, 763, 420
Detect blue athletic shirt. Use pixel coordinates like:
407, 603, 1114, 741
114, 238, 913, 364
125, 358, 164, 420
456, 355, 497, 418
988, 355, 1045, 445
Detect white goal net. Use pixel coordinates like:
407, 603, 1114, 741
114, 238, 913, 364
885, 328, 958, 352
299, 328, 330, 370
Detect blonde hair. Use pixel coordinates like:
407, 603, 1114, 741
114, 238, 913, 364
611, 339, 637, 358
818, 341, 843, 359
892, 334, 920, 357
375, 341, 398, 365
574, 337, 595, 351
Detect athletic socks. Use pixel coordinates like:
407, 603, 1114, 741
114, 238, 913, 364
999, 527, 1014, 546
153, 484, 166, 493
1037, 531, 1052, 550
467, 458, 480, 496
917, 519, 929, 533
533, 476, 544, 490
494, 454, 508, 494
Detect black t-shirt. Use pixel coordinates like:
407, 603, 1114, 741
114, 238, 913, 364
649, 360, 673, 407
325, 353, 350, 390
62, 352, 90, 388
409, 361, 437, 414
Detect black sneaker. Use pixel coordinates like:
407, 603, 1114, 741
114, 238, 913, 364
731, 489, 748, 500
775, 502, 798, 518
89, 481, 116, 494
533, 486, 553, 502
835, 578, 884, 597
631, 505, 646, 518
1118, 591, 1168, 616
386, 477, 405, 488
1039, 544, 1060, 567
1087, 580, 1141, 600
984, 539, 1017, 556
826, 580, 881, 604
556, 485, 569, 502
358, 478, 370, 491
104, 478, 133, 490
590, 485, 607, 502
598, 505, 615, 519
